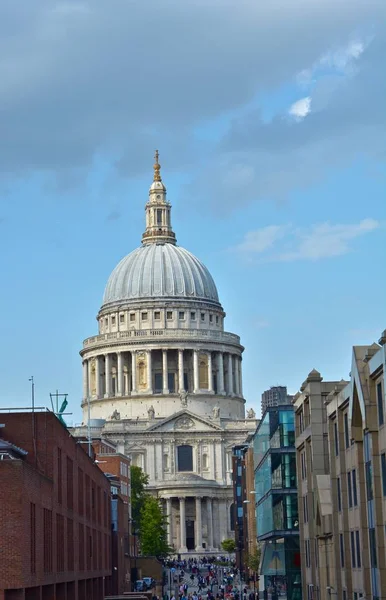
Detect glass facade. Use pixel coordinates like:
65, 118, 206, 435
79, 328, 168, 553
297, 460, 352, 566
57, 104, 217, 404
254, 406, 301, 600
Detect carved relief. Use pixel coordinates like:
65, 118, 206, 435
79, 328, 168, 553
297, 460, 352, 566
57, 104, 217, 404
175, 417, 195, 430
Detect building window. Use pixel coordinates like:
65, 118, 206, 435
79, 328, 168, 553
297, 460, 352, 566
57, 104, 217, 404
130, 313, 135, 322
355, 530, 361, 568
352, 469, 358, 506
57, 447, 62, 504
43, 509, 53, 573
305, 539, 311, 568
167, 311, 173, 320
344, 412, 350, 448
303, 495, 308, 523
348, 472, 353, 508
301, 451, 307, 480
377, 382, 384, 426
350, 530, 356, 568
334, 421, 339, 456
339, 533, 345, 567
120, 313, 125, 323
191, 312, 196, 320
337, 477, 342, 512
369, 528, 377, 567
343, 591, 347, 600
111, 316, 116, 325
201, 312, 205, 321
202, 453, 209, 470
141, 312, 148, 321
154, 311, 161, 320
381, 453, 386, 496
30, 503, 36, 574
179, 311, 185, 320
177, 445, 193, 472
157, 208, 162, 225
216, 315, 219, 324
209, 314, 213, 322
67, 457, 73, 510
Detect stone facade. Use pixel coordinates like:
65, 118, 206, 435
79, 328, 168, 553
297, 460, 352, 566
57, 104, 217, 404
294, 331, 386, 600
72, 153, 257, 554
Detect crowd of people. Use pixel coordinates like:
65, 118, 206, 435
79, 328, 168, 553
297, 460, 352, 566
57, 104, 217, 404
161, 557, 258, 600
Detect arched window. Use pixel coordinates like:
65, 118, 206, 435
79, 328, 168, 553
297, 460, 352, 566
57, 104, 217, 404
230, 503, 235, 531
177, 445, 193, 472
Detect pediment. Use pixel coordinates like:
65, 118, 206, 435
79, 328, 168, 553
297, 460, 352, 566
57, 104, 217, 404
147, 410, 222, 433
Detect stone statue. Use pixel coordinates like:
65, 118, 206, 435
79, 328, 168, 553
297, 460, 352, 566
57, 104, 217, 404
110, 409, 121, 421
180, 391, 188, 407
247, 408, 256, 419
213, 405, 220, 418
147, 405, 155, 420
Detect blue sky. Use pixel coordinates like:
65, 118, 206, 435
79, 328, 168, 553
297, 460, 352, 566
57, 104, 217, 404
0, 0, 385, 423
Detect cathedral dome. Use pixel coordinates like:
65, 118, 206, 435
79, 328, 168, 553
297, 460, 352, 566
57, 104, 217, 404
102, 243, 220, 308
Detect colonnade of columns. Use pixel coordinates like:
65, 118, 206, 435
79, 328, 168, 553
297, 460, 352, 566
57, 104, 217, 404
83, 348, 243, 400
163, 496, 229, 553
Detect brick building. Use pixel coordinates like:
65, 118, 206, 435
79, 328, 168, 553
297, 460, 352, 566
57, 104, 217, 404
92, 439, 132, 594
0, 411, 112, 600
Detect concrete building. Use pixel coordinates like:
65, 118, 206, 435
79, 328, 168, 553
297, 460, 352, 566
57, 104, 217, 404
72, 152, 257, 554
0, 411, 112, 600
294, 331, 386, 600
261, 387, 293, 415
254, 405, 301, 600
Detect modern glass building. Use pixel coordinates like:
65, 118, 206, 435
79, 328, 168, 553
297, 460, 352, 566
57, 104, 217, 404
254, 405, 301, 600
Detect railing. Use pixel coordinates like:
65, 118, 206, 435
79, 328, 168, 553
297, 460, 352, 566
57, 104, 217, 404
83, 328, 241, 347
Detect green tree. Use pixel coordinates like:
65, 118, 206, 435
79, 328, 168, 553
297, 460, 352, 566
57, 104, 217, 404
246, 546, 261, 573
221, 538, 237, 553
130, 465, 149, 527
139, 495, 173, 557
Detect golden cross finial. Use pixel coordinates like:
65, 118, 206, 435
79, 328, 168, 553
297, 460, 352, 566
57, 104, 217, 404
153, 149, 161, 181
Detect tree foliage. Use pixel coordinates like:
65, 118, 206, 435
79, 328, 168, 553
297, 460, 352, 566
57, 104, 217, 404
130, 465, 149, 527
139, 495, 173, 558
246, 547, 261, 572
221, 538, 237, 553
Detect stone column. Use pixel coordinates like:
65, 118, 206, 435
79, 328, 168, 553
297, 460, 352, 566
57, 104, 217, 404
83, 360, 88, 400
147, 350, 152, 392
193, 350, 200, 393
162, 350, 169, 394
117, 352, 123, 396
234, 356, 240, 396
166, 497, 173, 546
208, 352, 213, 392
217, 352, 225, 395
195, 497, 203, 551
179, 497, 187, 552
207, 497, 214, 550
239, 358, 243, 398
227, 354, 234, 396
218, 499, 228, 543
178, 349, 185, 392
131, 351, 137, 393
88, 360, 93, 398
105, 354, 111, 397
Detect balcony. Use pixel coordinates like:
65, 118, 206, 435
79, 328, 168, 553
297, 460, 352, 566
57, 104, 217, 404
83, 328, 241, 348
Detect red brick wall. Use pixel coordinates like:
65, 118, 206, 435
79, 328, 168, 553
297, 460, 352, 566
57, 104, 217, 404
0, 412, 112, 596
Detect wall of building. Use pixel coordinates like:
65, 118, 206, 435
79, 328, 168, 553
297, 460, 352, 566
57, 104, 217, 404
0, 412, 112, 600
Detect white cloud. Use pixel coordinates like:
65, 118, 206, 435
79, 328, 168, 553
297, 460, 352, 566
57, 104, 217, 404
234, 218, 380, 261
289, 96, 311, 120
233, 225, 288, 253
